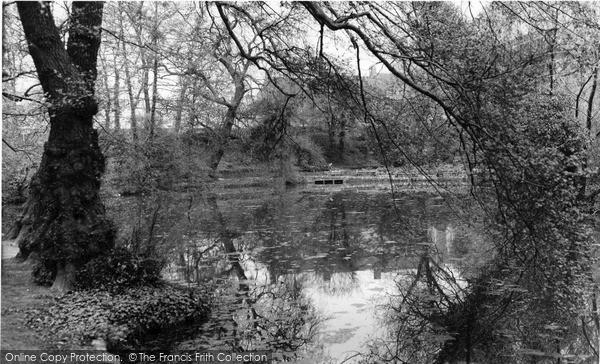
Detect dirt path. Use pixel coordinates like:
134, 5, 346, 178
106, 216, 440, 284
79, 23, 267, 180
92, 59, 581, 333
1, 243, 57, 349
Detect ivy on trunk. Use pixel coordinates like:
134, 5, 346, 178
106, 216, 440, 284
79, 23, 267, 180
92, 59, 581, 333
15, 1, 115, 291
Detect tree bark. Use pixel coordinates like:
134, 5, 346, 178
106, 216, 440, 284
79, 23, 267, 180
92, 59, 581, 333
328, 114, 336, 150
99, 53, 112, 129
339, 113, 346, 154
189, 79, 198, 128
118, 8, 138, 140
586, 65, 598, 132
149, 57, 158, 140
134, 6, 151, 139
112, 55, 121, 130
16, 1, 115, 291
148, 2, 160, 141
208, 103, 240, 172
174, 76, 189, 133
578, 65, 598, 201
547, 27, 556, 95
207, 58, 249, 173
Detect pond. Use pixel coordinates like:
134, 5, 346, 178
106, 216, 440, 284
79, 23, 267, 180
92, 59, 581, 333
108, 185, 486, 363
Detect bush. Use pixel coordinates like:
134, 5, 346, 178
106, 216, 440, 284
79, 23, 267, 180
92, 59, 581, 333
104, 132, 210, 194
26, 285, 209, 351
75, 247, 165, 293
1, 164, 32, 205
31, 258, 57, 286
242, 120, 279, 161
27, 245, 209, 351
292, 135, 328, 171
242, 122, 329, 171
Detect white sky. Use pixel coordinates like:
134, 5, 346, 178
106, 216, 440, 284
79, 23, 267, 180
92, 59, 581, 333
454, 0, 487, 17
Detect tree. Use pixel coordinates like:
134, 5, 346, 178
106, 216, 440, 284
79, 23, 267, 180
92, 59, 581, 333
2, 3, 46, 205
14, 1, 115, 291
172, 2, 253, 173
215, 1, 595, 361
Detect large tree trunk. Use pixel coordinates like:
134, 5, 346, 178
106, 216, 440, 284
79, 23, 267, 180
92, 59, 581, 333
16, 1, 115, 291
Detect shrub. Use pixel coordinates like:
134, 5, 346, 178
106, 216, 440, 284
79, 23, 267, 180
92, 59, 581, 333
27, 245, 209, 350
1, 164, 32, 205
104, 132, 210, 194
109, 285, 208, 349
292, 135, 328, 171
243, 121, 278, 161
31, 258, 57, 287
75, 247, 165, 293
26, 285, 209, 351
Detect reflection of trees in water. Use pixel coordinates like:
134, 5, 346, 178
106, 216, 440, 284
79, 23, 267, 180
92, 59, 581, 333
362, 252, 468, 364
361, 248, 599, 364
174, 196, 322, 359
177, 276, 322, 359
246, 191, 465, 281
315, 271, 360, 296
111, 189, 481, 359
119, 190, 470, 284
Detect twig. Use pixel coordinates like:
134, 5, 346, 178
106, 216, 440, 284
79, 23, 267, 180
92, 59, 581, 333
2, 92, 45, 105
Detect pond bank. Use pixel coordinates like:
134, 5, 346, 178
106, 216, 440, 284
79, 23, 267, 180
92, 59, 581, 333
1, 244, 210, 353
207, 165, 469, 194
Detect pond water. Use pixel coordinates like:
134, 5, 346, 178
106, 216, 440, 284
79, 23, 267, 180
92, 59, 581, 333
108, 185, 485, 363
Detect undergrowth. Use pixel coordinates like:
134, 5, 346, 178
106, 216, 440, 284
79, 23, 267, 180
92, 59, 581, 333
25, 247, 210, 351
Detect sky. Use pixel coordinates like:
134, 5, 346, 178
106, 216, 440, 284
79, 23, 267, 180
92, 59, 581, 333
454, 0, 487, 17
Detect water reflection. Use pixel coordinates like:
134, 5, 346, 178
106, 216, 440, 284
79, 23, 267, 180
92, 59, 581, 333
107, 188, 480, 362
357, 253, 469, 364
